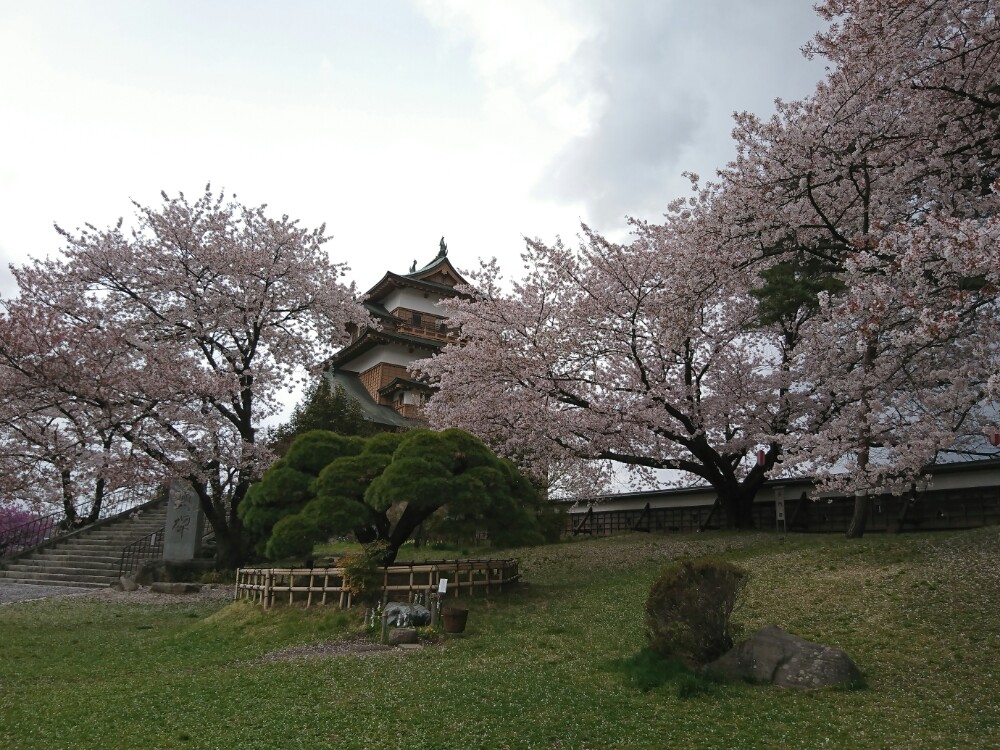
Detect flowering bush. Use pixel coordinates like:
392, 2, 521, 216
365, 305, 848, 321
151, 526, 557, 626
0, 504, 44, 553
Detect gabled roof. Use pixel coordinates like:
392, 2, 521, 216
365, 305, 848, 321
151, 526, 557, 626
363, 254, 470, 303
408, 254, 467, 284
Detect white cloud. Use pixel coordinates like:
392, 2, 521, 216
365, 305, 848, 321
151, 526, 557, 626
0, 0, 829, 308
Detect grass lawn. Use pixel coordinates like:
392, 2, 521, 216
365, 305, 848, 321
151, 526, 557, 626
2, 526, 998, 749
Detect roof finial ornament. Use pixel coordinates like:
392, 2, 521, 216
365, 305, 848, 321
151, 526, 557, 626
437, 236, 448, 258
409, 259, 417, 273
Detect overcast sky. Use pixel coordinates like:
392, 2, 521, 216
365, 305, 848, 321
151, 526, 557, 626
0, 0, 826, 302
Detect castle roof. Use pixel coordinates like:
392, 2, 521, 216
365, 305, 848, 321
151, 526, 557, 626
363, 255, 469, 303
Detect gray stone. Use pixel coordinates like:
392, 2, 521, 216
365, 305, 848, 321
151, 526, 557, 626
383, 601, 432, 627
150, 581, 203, 595
705, 625, 862, 690
163, 479, 206, 561
120, 576, 139, 592
388, 627, 419, 646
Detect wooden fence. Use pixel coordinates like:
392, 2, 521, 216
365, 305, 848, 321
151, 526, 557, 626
234, 558, 519, 609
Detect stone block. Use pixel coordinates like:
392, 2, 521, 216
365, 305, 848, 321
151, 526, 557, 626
388, 627, 419, 646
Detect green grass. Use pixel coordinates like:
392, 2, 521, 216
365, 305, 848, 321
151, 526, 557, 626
2, 527, 999, 749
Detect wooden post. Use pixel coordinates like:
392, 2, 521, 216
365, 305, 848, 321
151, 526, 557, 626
572, 506, 594, 535
632, 502, 652, 532
699, 497, 721, 532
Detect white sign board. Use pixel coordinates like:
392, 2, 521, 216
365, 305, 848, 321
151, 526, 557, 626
775, 498, 786, 521
438, 578, 448, 595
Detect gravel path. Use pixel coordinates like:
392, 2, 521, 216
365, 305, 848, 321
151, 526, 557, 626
0, 581, 94, 605
0, 581, 235, 606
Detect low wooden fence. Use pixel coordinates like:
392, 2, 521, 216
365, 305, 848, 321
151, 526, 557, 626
234, 558, 519, 609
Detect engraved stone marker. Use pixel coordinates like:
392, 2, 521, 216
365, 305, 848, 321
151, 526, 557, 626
164, 479, 206, 561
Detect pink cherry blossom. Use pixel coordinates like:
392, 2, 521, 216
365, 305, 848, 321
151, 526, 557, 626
0, 187, 366, 564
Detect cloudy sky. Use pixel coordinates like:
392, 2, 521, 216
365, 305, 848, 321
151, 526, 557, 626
0, 0, 827, 301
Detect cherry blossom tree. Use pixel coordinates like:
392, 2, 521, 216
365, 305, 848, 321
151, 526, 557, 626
1, 187, 366, 566
422, 214, 794, 528
425, 1, 999, 537
0, 279, 150, 526
718, 0, 1000, 535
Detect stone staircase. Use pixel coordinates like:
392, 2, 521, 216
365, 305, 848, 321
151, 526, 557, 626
0, 501, 168, 589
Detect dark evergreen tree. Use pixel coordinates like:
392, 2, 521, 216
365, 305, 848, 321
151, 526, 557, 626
242, 428, 546, 564
271, 377, 374, 454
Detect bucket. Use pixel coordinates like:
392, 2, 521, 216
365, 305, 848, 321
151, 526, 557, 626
442, 606, 469, 633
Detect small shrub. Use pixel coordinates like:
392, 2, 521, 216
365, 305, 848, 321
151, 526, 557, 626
644, 558, 748, 666
199, 569, 236, 585
340, 541, 391, 605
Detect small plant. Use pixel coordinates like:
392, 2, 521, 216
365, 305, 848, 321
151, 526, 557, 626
364, 601, 384, 635
340, 541, 391, 605
199, 569, 236, 585
416, 624, 442, 643
644, 558, 748, 666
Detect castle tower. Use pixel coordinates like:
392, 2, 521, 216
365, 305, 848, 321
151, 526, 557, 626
325, 244, 467, 427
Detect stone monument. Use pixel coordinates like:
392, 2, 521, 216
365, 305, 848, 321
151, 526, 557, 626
163, 478, 206, 561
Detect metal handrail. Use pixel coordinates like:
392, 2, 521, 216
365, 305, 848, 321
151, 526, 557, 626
0, 510, 64, 559
118, 527, 165, 578
116, 524, 216, 579
1, 484, 163, 561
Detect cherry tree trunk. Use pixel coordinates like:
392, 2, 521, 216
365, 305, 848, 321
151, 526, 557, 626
213, 522, 249, 570
847, 340, 877, 540
846, 491, 869, 539
719, 489, 757, 530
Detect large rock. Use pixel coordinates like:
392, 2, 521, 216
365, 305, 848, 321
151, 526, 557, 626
383, 601, 432, 627
705, 625, 862, 690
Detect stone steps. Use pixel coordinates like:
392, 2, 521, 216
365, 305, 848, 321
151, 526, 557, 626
0, 499, 173, 588
0, 570, 115, 588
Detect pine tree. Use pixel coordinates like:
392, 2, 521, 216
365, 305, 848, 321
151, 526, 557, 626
271, 378, 375, 453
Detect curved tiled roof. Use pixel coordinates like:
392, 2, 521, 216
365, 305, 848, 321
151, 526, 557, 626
363, 256, 470, 303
